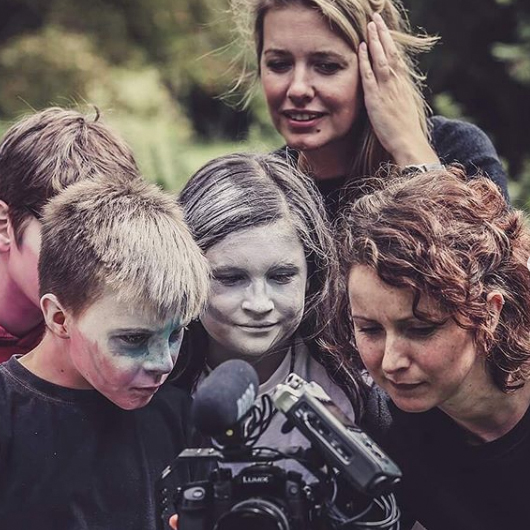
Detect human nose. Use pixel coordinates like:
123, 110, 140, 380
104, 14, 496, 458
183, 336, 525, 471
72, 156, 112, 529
381, 334, 411, 375
287, 66, 315, 105
241, 281, 274, 314
143, 341, 175, 376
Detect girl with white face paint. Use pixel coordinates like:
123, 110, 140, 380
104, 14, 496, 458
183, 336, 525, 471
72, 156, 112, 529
174, 153, 364, 475
199, 218, 308, 379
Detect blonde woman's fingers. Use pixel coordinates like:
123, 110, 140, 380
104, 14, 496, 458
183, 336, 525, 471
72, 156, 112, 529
367, 20, 392, 82
372, 13, 401, 70
358, 41, 379, 92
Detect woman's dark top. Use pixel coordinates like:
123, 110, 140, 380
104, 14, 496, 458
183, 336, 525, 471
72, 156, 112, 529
276, 116, 509, 217
362, 385, 530, 530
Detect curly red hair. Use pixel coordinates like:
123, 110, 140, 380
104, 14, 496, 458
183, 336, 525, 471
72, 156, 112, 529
330, 166, 530, 392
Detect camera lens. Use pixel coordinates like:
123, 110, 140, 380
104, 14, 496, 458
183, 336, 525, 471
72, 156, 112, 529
214, 498, 290, 530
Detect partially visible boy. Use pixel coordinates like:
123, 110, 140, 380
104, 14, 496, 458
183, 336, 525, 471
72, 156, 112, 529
0, 107, 140, 361
0, 174, 210, 529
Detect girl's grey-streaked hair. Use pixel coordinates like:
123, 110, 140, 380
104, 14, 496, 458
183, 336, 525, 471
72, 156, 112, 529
177, 153, 367, 413
180, 152, 336, 335
39, 173, 210, 325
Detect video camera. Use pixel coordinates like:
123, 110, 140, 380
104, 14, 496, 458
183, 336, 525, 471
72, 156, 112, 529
157, 360, 402, 530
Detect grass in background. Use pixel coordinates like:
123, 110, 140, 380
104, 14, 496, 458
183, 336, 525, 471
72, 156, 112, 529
136, 138, 281, 192
0, 114, 282, 194
106, 114, 282, 192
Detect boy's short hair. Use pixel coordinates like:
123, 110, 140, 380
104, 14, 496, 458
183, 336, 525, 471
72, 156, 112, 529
0, 107, 140, 243
39, 174, 210, 324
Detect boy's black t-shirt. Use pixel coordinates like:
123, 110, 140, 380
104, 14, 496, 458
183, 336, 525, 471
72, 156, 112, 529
0, 356, 191, 530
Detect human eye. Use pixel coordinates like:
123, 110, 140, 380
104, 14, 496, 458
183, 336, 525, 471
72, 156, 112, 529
273, 273, 295, 284
169, 327, 184, 344
270, 271, 297, 284
265, 58, 291, 73
315, 62, 343, 75
353, 321, 383, 337
118, 334, 148, 347
213, 273, 246, 286
358, 326, 383, 336
407, 325, 438, 338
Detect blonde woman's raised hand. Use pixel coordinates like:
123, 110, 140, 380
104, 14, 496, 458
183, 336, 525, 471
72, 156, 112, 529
359, 13, 439, 166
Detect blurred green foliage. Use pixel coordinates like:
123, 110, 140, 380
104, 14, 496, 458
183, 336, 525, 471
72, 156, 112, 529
404, 0, 530, 207
0, 0, 528, 203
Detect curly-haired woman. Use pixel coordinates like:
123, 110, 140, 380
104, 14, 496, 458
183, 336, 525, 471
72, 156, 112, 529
333, 166, 530, 529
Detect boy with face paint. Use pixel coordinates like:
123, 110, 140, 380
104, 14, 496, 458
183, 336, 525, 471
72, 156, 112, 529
0, 175, 210, 530
0, 107, 140, 362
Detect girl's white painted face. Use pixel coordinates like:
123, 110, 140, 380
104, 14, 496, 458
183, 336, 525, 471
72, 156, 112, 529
67, 291, 184, 410
201, 219, 308, 364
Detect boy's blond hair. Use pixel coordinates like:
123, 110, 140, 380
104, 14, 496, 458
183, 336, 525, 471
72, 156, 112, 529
0, 107, 139, 243
39, 174, 210, 324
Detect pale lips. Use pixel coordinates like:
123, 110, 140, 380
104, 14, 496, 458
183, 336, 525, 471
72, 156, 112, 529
132, 384, 162, 393
282, 109, 325, 122
387, 380, 425, 390
238, 322, 278, 330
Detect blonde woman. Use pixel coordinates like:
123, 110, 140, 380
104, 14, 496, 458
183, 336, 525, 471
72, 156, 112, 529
231, 0, 507, 215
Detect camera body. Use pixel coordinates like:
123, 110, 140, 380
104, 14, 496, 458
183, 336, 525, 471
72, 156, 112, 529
175, 464, 312, 530
158, 370, 402, 530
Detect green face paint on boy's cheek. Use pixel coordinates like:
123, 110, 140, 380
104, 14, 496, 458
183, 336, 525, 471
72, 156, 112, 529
66, 292, 183, 409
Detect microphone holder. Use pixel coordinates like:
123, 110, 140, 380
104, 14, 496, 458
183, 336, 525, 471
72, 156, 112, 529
211, 420, 249, 451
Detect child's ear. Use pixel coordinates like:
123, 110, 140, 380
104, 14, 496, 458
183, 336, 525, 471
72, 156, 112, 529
41, 294, 70, 339
0, 200, 12, 252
